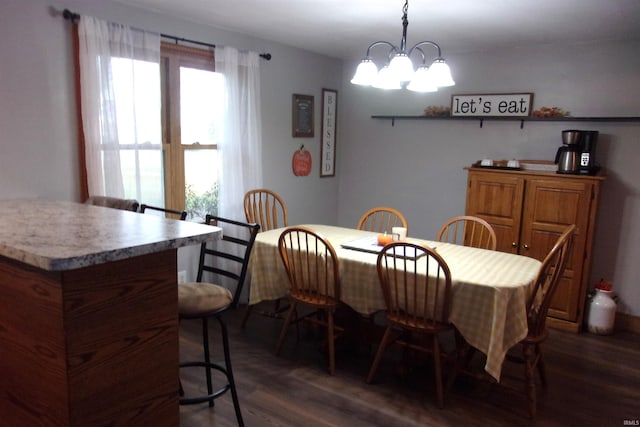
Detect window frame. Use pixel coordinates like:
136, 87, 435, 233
160, 42, 217, 212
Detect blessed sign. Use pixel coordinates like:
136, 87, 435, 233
451, 93, 533, 117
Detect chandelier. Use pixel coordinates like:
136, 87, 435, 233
350, 0, 455, 92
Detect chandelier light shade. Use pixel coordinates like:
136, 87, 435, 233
388, 53, 414, 82
350, 0, 455, 92
372, 65, 402, 90
351, 59, 378, 86
406, 65, 437, 92
428, 58, 455, 87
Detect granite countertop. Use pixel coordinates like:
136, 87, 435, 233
0, 199, 222, 271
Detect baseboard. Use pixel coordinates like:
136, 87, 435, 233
547, 316, 580, 333
615, 312, 640, 334
548, 313, 640, 334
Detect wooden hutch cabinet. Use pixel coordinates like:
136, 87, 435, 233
465, 167, 605, 332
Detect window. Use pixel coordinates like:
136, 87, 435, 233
110, 43, 222, 220
78, 19, 261, 223
161, 43, 222, 221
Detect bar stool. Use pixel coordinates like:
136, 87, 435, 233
139, 203, 187, 220
177, 215, 259, 426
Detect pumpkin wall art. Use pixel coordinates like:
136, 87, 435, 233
292, 145, 312, 176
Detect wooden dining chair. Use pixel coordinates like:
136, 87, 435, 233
437, 215, 497, 250
139, 203, 187, 220
357, 206, 408, 234
241, 188, 290, 328
275, 226, 342, 375
367, 241, 454, 408
243, 188, 288, 231
454, 224, 575, 418
513, 223, 575, 417
177, 215, 260, 426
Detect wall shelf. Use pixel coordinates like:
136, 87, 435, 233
371, 115, 640, 128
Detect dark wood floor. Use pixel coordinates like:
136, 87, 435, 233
179, 305, 640, 427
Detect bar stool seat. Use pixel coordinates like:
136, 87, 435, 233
179, 284, 231, 314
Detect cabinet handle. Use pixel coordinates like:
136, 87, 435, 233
511, 242, 517, 248
522, 244, 529, 250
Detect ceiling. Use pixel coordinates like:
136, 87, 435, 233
114, 0, 640, 60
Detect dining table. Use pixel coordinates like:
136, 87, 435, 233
247, 224, 542, 381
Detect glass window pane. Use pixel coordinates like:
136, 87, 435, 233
180, 67, 224, 146
110, 57, 163, 204
185, 149, 218, 221
112, 58, 162, 146
120, 148, 165, 206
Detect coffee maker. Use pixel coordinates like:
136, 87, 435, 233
555, 130, 599, 175
579, 130, 599, 174
555, 130, 582, 174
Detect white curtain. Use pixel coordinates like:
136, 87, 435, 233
78, 16, 162, 202
215, 46, 263, 221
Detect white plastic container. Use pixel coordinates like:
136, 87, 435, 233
587, 289, 617, 335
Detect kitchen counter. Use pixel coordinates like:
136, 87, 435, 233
0, 199, 220, 270
0, 199, 222, 427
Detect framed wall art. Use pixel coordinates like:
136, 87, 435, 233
292, 94, 314, 137
320, 88, 337, 177
451, 92, 533, 117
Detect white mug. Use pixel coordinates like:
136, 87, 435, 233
480, 158, 494, 166
391, 226, 407, 240
507, 159, 520, 168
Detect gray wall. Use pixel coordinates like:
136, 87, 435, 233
1, 0, 638, 319
338, 40, 640, 318
0, 0, 78, 201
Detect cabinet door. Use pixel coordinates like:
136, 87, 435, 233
520, 178, 593, 321
466, 171, 524, 254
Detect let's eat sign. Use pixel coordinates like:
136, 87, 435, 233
451, 93, 533, 117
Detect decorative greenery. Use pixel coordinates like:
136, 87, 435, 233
532, 106, 569, 117
185, 183, 219, 220
424, 105, 451, 117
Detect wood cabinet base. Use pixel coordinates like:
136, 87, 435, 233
465, 167, 604, 333
0, 251, 179, 427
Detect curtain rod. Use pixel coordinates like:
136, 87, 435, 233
62, 8, 272, 61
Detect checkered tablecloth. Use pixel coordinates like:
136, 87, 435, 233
247, 224, 541, 381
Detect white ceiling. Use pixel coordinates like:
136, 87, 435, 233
114, 0, 640, 59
